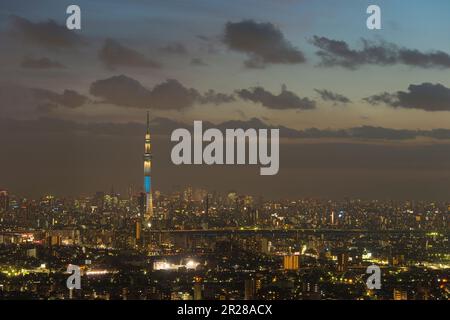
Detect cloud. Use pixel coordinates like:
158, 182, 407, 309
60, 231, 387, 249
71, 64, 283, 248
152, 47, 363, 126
89, 75, 234, 110
287, 126, 450, 141
20, 57, 65, 69
223, 20, 306, 68
364, 92, 399, 107
190, 58, 208, 66
0, 116, 208, 138
197, 89, 235, 105
0, 83, 88, 117
149, 79, 199, 110
159, 42, 188, 55
90, 75, 152, 108
8, 15, 85, 49
197, 35, 221, 54
398, 49, 450, 68
3, 116, 450, 141
310, 36, 450, 69
314, 89, 351, 105
236, 85, 315, 110
98, 39, 161, 69
32, 88, 88, 109
344, 127, 417, 140
364, 83, 450, 111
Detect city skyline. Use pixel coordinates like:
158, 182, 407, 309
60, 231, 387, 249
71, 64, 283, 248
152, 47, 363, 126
0, 184, 448, 300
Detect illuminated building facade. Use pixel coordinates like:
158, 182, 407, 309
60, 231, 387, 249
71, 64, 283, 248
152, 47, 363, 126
283, 255, 299, 270
144, 111, 154, 223
393, 289, 408, 300
337, 252, 349, 272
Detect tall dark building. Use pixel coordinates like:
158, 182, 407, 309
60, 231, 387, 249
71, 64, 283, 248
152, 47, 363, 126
337, 252, 349, 272
138, 192, 146, 216
0, 190, 9, 213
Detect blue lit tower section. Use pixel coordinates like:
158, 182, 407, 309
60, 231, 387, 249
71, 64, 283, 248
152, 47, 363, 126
144, 111, 153, 223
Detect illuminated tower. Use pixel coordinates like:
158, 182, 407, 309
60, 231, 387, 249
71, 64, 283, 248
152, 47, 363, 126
144, 111, 153, 223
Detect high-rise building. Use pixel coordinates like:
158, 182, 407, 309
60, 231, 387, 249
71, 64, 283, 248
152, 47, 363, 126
0, 190, 8, 213
193, 277, 203, 300
144, 111, 153, 223
138, 192, 146, 215
337, 252, 349, 272
259, 238, 269, 254
135, 221, 141, 242
283, 254, 300, 270
204, 194, 209, 217
393, 289, 408, 300
244, 278, 256, 300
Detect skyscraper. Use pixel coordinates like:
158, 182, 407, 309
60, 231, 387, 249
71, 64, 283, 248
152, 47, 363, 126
0, 190, 8, 213
144, 111, 153, 223
337, 252, 349, 272
283, 254, 300, 271
193, 276, 203, 300
244, 278, 257, 300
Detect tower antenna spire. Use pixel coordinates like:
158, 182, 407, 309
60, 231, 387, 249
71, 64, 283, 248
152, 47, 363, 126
143, 110, 153, 224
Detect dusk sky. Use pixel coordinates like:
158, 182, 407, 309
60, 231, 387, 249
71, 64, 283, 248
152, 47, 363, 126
2, 0, 450, 199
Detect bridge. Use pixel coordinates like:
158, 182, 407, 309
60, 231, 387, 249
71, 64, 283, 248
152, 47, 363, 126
145, 227, 437, 236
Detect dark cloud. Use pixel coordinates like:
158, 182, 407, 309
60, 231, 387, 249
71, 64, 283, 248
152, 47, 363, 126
0, 83, 87, 117
98, 39, 161, 69
236, 85, 315, 110
344, 127, 417, 140
311, 36, 396, 69
314, 89, 351, 105
32, 88, 88, 109
311, 36, 450, 69
364, 92, 399, 107
230, 123, 420, 141
197, 35, 210, 41
284, 125, 450, 141
149, 79, 199, 110
8, 15, 85, 49
364, 83, 450, 111
218, 119, 450, 141
159, 42, 188, 55
20, 57, 65, 69
3, 116, 450, 142
89, 75, 234, 110
90, 75, 152, 108
244, 58, 266, 69
398, 49, 450, 68
150, 80, 235, 109
223, 20, 306, 68
190, 58, 208, 66
198, 89, 235, 105
148, 117, 450, 141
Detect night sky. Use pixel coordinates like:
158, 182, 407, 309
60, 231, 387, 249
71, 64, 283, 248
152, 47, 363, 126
2, 0, 450, 199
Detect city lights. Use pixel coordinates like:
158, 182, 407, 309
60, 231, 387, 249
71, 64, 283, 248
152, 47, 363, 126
0, 0, 449, 304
